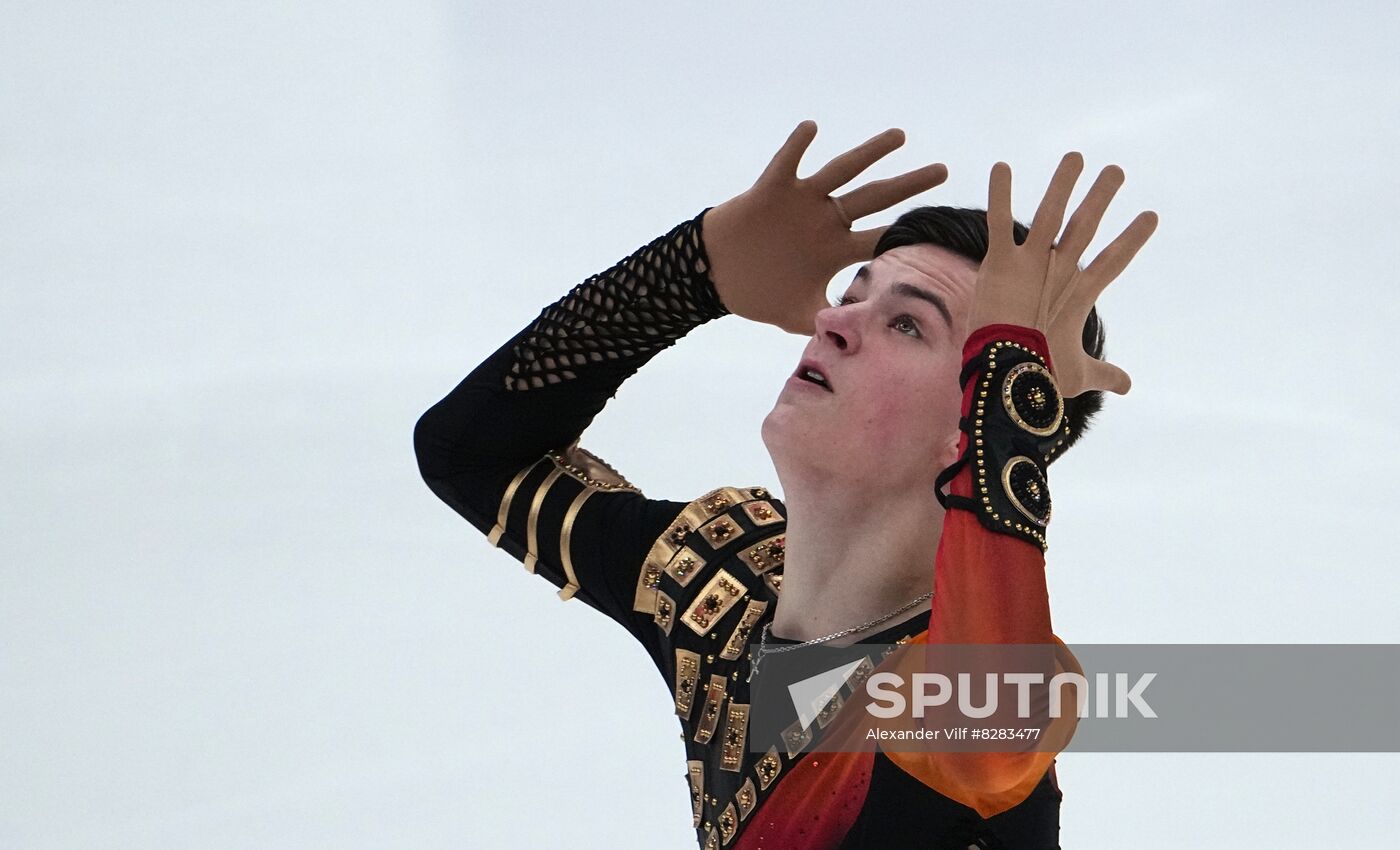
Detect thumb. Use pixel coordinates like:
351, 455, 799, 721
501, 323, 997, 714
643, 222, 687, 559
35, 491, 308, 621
784, 288, 830, 336
1084, 359, 1132, 396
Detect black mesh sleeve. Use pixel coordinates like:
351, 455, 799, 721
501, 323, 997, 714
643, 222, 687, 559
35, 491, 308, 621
413, 208, 731, 660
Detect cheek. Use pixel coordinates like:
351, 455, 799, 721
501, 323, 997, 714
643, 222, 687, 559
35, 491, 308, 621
860, 370, 960, 451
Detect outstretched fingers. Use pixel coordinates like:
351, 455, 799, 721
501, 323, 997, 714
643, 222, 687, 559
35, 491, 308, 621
836, 162, 948, 221
805, 128, 906, 194
1026, 152, 1085, 253
1056, 165, 1125, 265
1043, 165, 1126, 321
987, 161, 1015, 254
761, 120, 820, 184
1075, 210, 1160, 307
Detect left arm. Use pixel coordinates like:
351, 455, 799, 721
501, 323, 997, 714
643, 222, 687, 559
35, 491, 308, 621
887, 153, 1158, 817
887, 322, 1078, 818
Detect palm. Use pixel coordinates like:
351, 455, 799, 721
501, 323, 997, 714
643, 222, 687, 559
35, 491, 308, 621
967, 153, 1159, 398
702, 121, 949, 335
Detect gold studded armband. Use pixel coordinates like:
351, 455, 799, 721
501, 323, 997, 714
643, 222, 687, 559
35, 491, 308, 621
935, 330, 1070, 553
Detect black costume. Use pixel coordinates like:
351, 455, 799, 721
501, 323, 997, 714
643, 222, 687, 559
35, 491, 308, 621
413, 209, 1064, 848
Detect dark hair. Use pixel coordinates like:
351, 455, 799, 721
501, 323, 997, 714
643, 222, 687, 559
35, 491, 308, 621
872, 205, 1104, 460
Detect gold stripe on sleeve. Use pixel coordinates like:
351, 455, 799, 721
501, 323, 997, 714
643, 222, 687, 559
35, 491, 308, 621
556, 486, 595, 600
523, 467, 565, 574
487, 461, 541, 548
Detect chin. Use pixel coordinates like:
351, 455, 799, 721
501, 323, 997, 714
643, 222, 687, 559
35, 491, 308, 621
759, 408, 783, 457
760, 409, 808, 469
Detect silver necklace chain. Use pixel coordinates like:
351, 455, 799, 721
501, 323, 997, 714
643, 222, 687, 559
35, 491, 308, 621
748, 591, 932, 682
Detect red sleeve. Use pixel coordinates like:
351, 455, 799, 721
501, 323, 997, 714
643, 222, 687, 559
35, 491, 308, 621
884, 323, 1083, 818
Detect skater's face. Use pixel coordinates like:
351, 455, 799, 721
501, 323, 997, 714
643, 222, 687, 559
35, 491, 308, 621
762, 244, 979, 492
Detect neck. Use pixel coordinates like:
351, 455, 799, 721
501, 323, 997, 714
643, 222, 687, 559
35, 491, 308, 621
770, 474, 943, 645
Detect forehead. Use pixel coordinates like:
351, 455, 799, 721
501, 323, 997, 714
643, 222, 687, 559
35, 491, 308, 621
857, 244, 980, 291
849, 244, 981, 329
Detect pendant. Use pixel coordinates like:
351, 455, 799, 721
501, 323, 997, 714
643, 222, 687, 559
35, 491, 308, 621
747, 648, 762, 683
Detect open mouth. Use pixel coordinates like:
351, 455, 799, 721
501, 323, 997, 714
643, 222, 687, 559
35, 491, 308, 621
794, 364, 833, 392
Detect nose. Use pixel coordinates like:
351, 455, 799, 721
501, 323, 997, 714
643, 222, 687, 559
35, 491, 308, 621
812, 302, 860, 354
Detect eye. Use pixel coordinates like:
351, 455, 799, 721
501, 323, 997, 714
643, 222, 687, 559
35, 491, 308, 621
828, 296, 922, 339
893, 315, 922, 338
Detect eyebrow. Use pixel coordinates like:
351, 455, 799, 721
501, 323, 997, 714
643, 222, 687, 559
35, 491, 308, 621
851, 265, 953, 328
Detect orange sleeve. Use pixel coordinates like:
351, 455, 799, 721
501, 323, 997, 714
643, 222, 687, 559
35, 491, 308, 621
883, 323, 1083, 818
883, 637, 1083, 817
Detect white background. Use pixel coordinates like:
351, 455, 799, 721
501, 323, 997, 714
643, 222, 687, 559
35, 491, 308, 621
4, 1, 1398, 847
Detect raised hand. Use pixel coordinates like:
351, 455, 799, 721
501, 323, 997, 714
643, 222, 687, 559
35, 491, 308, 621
702, 120, 949, 335
968, 152, 1158, 398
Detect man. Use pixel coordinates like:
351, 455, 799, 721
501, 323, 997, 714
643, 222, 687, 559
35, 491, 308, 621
413, 121, 1156, 848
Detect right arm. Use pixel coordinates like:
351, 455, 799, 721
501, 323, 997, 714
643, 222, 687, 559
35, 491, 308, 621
413, 209, 730, 651
414, 120, 947, 653
887, 154, 1158, 819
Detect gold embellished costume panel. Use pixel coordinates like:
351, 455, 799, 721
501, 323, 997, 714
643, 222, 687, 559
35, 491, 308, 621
682, 568, 746, 636
693, 673, 728, 744
635, 484, 817, 847
736, 532, 785, 575
675, 649, 701, 720
636, 483, 928, 848
719, 601, 767, 661
719, 703, 749, 771
635, 486, 778, 611
687, 760, 705, 827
